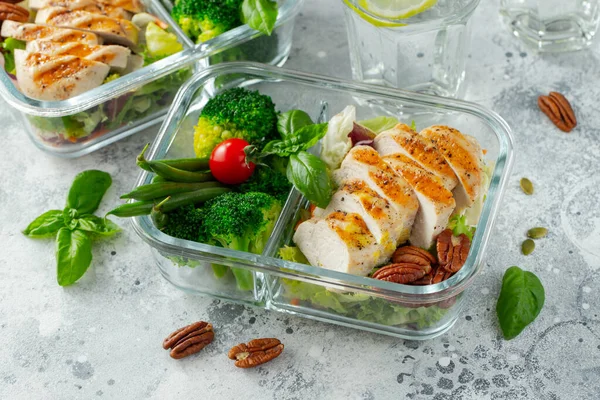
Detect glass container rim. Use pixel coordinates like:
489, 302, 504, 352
0, 0, 304, 117
341, 0, 480, 28
130, 61, 515, 303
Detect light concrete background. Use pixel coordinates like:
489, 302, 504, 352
2, 0, 600, 399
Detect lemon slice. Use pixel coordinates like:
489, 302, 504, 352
359, 0, 438, 19
343, 0, 437, 27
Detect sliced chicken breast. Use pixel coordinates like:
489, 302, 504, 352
314, 180, 403, 264
333, 145, 419, 245
293, 211, 381, 276
29, 0, 132, 19
99, 0, 144, 14
374, 123, 459, 191
14, 49, 109, 100
35, 7, 139, 48
420, 125, 484, 210
382, 153, 456, 249
26, 40, 130, 69
1, 21, 102, 45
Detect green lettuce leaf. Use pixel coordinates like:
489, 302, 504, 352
2, 38, 26, 75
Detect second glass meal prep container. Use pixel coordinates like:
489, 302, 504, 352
0, 0, 303, 158
130, 62, 514, 340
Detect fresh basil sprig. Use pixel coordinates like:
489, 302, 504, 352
277, 110, 314, 139
241, 0, 278, 36
245, 110, 334, 207
262, 123, 328, 157
496, 266, 545, 340
23, 170, 120, 286
287, 152, 334, 209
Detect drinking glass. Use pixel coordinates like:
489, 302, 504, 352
341, 0, 480, 98
500, 0, 600, 52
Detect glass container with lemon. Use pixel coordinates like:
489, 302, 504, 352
342, 0, 480, 98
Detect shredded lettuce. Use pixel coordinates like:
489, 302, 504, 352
320, 105, 355, 170
279, 246, 450, 328
279, 245, 309, 264
145, 22, 183, 58
447, 214, 476, 240
1, 38, 26, 75
358, 116, 399, 134
103, 73, 121, 84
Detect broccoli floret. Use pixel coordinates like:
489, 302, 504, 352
236, 161, 292, 203
171, 0, 243, 43
193, 87, 278, 158
201, 192, 282, 290
161, 204, 204, 242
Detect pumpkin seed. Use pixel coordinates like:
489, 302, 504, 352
527, 227, 548, 239
520, 178, 534, 195
522, 239, 535, 255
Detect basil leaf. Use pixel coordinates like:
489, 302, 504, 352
496, 266, 545, 340
262, 123, 328, 157
76, 215, 121, 237
66, 170, 112, 214
241, 0, 278, 35
277, 110, 313, 139
287, 151, 333, 208
56, 228, 93, 286
358, 116, 399, 134
23, 210, 64, 238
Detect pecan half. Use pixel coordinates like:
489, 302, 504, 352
372, 262, 432, 284
0, 3, 29, 22
432, 266, 453, 284
393, 245, 437, 265
538, 92, 577, 132
436, 229, 471, 273
228, 338, 284, 368
163, 321, 214, 359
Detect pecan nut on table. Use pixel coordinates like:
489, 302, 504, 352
538, 91, 577, 132
163, 321, 214, 359
228, 338, 284, 368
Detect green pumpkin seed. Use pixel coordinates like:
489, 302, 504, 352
527, 227, 548, 239
520, 178, 534, 195
522, 239, 535, 255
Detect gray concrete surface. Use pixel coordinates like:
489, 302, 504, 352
1, 0, 600, 399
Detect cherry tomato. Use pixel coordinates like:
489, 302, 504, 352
209, 138, 255, 185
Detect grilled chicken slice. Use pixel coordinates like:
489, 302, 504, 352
374, 123, 458, 191
382, 153, 456, 249
29, 0, 132, 20
99, 0, 143, 14
35, 7, 139, 48
293, 211, 381, 276
26, 40, 130, 69
14, 49, 109, 100
420, 125, 484, 210
1, 21, 102, 45
333, 146, 419, 245
313, 180, 404, 264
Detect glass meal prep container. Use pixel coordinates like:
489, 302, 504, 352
130, 62, 514, 339
0, 0, 303, 158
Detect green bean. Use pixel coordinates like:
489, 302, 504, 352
136, 144, 209, 172
158, 187, 229, 212
147, 162, 214, 183
107, 187, 230, 218
151, 197, 170, 230
159, 158, 210, 172
151, 175, 167, 184
107, 201, 155, 217
137, 144, 213, 183
121, 182, 224, 201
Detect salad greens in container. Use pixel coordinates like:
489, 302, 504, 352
0, 0, 303, 158
128, 62, 514, 339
